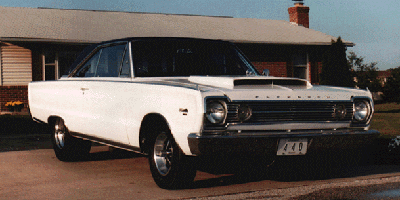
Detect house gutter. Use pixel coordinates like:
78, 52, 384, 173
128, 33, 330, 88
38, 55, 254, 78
0, 37, 98, 45
231, 40, 355, 47
0, 37, 355, 47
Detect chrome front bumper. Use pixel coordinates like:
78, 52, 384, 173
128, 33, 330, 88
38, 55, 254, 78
187, 129, 380, 156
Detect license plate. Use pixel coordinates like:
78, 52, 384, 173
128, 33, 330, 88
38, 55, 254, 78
277, 138, 308, 156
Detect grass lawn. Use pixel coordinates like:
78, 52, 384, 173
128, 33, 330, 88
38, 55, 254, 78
371, 103, 400, 138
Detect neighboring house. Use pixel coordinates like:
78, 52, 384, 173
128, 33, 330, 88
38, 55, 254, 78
0, 2, 354, 113
377, 70, 392, 86
353, 70, 392, 101
374, 70, 392, 102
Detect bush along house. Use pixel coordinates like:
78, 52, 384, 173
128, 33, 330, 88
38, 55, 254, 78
0, 1, 354, 113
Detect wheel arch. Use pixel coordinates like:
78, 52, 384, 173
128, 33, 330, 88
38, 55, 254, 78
48, 115, 62, 126
139, 113, 172, 155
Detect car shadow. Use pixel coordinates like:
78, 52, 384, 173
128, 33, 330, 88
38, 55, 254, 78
3, 129, 400, 190
85, 147, 144, 161
190, 140, 400, 189
192, 160, 400, 190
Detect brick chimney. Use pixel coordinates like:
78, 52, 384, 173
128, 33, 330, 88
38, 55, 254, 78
288, 0, 310, 28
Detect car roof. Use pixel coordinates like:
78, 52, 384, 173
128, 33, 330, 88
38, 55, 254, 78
66, 37, 233, 75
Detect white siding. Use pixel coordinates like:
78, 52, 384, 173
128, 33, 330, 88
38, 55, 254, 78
1, 43, 32, 86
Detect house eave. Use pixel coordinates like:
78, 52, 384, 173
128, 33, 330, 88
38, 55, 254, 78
0, 37, 97, 45
227, 39, 355, 47
1, 37, 355, 47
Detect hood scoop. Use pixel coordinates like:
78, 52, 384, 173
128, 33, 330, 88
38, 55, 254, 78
234, 79, 308, 86
188, 76, 312, 89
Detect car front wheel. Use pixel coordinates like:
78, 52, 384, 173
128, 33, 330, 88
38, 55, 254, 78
148, 130, 196, 189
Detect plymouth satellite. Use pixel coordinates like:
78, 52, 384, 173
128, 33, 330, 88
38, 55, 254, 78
28, 37, 379, 189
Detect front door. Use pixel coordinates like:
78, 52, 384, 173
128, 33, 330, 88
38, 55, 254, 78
72, 43, 131, 144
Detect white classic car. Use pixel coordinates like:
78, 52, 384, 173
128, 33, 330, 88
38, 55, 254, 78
28, 37, 379, 189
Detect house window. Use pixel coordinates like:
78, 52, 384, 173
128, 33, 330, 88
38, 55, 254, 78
58, 51, 81, 77
293, 54, 309, 80
42, 51, 80, 80
43, 51, 57, 80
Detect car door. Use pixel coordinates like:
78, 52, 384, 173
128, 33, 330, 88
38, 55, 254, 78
74, 43, 132, 144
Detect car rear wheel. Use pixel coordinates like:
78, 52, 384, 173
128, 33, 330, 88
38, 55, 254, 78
51, 118, 91, 161
148, 129, 196, 189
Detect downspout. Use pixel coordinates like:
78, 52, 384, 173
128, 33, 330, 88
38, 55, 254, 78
0, 42, 2, 86
306, 53, 310, 82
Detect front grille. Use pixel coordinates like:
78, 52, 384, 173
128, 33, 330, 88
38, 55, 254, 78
226, 101, 354, 123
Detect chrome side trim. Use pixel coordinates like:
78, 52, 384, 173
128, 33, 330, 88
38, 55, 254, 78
32, 117, 46, 124
70, 131, 143, 154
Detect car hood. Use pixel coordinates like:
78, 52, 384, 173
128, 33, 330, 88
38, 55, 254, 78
145, 76, 372, 101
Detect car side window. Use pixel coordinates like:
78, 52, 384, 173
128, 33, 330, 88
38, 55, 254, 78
74, 44, 128, 77
119, 47, 131, 77
76, 50, 102, 77
96, 44, 126, 77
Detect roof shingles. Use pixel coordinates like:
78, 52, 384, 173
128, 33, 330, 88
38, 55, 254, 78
0, 6, 354, 46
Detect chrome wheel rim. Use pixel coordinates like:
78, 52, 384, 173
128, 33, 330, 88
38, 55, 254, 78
153, 132, 173, 176
54, 122, 65, 149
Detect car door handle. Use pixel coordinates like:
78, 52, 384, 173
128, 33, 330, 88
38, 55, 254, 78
80, 88, 89, 94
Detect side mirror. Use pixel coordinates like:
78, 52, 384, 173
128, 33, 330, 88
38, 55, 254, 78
262, 69, 270, 76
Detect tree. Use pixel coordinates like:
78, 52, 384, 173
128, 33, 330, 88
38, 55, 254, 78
383, 67, 400, 103
320, 37, 355, 87
347, 51, 381, 92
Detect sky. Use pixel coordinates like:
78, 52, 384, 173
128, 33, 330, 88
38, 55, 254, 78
1, 0, 399, 70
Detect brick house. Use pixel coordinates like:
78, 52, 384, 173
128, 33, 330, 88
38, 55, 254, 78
0, 2, 354, 113
377, 70, 392, 86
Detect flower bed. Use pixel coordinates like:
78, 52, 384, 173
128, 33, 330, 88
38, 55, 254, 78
5, 101, 24, 112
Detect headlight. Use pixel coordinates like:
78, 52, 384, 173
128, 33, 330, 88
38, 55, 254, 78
334, 104, 347, 120
354, 100, 370, 122
238, 104, 252, 122
206, 101, 227, 124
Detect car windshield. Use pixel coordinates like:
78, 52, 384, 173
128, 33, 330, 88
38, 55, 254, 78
131, 40, 259, 77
